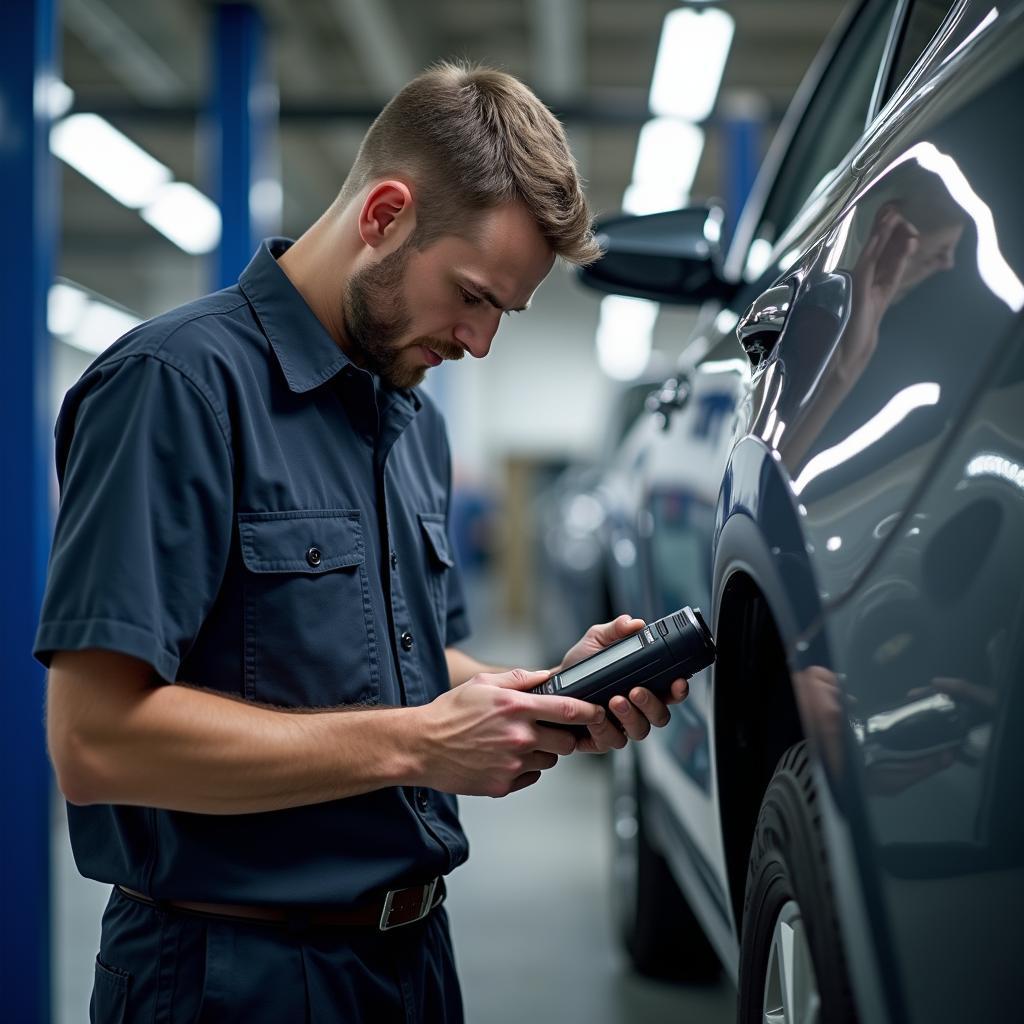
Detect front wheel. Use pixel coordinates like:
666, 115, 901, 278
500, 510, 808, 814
737, 742, 857, 1024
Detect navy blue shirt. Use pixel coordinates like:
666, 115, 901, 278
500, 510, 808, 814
34, 239, 472, 905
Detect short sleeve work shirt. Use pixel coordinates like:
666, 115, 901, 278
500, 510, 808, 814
34, 239, 471, 905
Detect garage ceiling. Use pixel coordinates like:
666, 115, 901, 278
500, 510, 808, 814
59, 0, 846, 312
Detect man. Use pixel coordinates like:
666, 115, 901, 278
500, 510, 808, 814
37, 62, 690, 1022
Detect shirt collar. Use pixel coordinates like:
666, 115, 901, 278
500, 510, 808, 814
238, 238, 352, 394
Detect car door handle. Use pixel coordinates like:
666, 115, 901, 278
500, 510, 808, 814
736, 283, 793, 367
645, 376, 690, 430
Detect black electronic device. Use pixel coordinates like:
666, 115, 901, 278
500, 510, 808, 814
532, 606, 715, 732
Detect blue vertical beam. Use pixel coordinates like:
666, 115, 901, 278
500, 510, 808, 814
211, 3, 279, 289
721, 104, 763, 249
0, 0, 58, 1020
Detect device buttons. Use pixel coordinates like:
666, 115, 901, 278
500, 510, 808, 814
644, 627, 655, 644
400, 631, 414, 651
656, 619, 669, 637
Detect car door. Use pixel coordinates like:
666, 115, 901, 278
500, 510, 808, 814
781, 12, 1024, 1023
631, 0, 910, 927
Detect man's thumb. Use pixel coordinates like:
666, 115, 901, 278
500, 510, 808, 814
498, 668, 553, 691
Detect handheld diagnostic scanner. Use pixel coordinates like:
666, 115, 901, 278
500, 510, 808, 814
532, 607, 716, 731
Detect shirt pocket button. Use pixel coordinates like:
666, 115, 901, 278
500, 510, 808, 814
306, 546, 322, 568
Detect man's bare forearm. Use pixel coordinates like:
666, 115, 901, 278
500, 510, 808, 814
444, 646, 506, 687
47, 652, 425, 815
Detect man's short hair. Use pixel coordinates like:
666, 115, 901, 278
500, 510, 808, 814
337, 61, 602, 266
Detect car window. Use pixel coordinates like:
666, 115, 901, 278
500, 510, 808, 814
743, 0, 900, 281
882, 0, 958, 104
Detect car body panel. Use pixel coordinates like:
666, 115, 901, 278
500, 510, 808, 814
588, 1, 1024, 1020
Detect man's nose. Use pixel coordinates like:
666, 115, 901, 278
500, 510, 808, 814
453, 318, 498, 359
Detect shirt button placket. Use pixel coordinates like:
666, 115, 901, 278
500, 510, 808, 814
400, 631, 414, 652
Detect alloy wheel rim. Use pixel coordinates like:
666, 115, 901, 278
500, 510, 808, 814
762, 899, 821, 1024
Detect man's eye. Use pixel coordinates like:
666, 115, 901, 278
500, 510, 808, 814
458, 287, 482, 306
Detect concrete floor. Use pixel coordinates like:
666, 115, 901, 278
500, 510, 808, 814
52, 596, 737, 1022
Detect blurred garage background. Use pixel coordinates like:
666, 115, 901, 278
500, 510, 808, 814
4, 2, 844, 1020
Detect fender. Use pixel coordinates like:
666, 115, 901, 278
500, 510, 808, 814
711, 434, 895, 1024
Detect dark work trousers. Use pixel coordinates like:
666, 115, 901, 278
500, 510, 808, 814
89, 886, 465, 1023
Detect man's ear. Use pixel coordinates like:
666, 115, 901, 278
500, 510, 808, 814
358, 180, 415, 249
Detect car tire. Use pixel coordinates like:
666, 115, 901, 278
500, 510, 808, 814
611, 748, 720, 982
738, 741, 857, 1023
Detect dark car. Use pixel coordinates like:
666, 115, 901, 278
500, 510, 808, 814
578, 1, 1024, 1021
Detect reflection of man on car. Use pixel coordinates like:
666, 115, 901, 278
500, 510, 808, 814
842, 162, 967, 375
785, 163, 968, 467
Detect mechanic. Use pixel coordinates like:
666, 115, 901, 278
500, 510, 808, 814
36, 62, 690, 1022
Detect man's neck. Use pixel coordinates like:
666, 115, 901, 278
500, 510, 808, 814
277, 213, 358, 359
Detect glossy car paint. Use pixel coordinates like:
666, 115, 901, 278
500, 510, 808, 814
595, 2, 1024, 1021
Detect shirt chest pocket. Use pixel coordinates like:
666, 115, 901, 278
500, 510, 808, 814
238, 510, 381, 707
418, 512, 454, 639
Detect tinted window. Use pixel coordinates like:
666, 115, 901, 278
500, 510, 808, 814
744, 0, 900, 278
883, 0, 957, 103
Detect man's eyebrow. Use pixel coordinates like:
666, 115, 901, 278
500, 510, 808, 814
463, 277, 529, 313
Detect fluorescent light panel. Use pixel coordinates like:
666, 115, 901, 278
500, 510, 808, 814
48, 281, 141, 355
50, 102, 226, 255
141, 182, 222, 255
649, 6, 735, 122
50, 113, 172, 209
596, 295, 656, 380
624, 117, 705, 215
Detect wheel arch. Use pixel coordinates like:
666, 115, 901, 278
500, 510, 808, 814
710, 438, 831, 934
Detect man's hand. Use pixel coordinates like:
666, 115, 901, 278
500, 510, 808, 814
413, 668, 604, 798
556, 615, 689, 754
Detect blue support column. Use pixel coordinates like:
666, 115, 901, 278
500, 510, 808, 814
211, 3, 280, 289
721, 97, 764, 248
0, 0, 58, 1020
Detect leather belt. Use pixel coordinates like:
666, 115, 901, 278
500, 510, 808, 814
117, 878, 443, 932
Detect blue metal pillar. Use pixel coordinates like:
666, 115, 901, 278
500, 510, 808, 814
0, 0, 58, 1019
211, 3, 280, 289
721, 103, 763, 248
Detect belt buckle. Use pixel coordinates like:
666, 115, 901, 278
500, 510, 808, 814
378, 879, 438, 932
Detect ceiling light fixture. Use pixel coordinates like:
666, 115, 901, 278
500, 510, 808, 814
141, 183, 223, 255
649, 6, 735, 123
596, 295, 657, 380
50, 113, 172, 209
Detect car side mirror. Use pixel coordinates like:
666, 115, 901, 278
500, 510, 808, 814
577, 206, 734, 305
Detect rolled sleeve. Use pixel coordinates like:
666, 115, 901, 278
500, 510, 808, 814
34, 354, 234, 682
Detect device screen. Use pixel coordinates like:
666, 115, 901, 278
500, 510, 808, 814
557, 634, 644, 688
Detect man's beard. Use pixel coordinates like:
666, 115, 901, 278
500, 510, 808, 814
342, 244, 463, 389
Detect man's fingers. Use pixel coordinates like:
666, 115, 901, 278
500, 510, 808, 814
532, 724, 579, 757
507, 771, 543, 795
664, 677, 690, 705
584, 716, 627, 752
610, 695, 652, 741
522, 693, 605, 727
629, 688, 671, 728
596, 614, 645, 645
521, 751, 559, 773
491, 668, 553, 691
